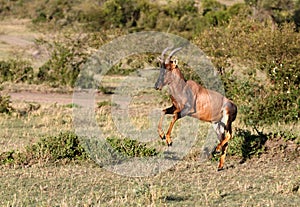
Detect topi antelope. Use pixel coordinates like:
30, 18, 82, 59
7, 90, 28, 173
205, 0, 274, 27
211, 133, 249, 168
154, 47, 237, 171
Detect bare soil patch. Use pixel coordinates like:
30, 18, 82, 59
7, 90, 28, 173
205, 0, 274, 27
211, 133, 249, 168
9, 91, 73, 104
8, 90, 111, 105
263, 137, 300, 161
0, 19, 48, 67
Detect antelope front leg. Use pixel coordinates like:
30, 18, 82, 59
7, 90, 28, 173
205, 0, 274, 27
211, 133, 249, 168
158, 105, 176, 141
165, 111, 180, 146
158, 111, 166, 140
164, 104, 191, 146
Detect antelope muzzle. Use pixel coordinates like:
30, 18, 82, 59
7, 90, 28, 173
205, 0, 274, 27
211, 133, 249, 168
154, 67, 165, 90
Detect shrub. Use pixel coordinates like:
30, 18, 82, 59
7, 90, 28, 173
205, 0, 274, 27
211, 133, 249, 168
228, 129, 268, 160
245, 0, 299, 26
0, 59, 34, 84
227, 128, 299, 162
76, 0, 237, 37
0, 150, 27, 165
27, 131, 88, 161
0, 94, 13, 114
36, 34, 89, 87
32, 0, 76, 25
37, 42, 81, 87
195, 17, 300, 128
82, 0, 148, 30
106, 137, 158, 157
0, 132, 88, 166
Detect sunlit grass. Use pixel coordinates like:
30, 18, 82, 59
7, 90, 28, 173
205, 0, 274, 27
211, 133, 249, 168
0, 5, 299, 205
0, 83, 299, 206
0, 102, 73, 152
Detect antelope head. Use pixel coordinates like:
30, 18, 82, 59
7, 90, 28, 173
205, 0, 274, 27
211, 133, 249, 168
154, 47, 182, 90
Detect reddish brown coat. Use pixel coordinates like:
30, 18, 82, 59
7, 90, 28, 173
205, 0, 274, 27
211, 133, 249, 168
155, 47, 237, 171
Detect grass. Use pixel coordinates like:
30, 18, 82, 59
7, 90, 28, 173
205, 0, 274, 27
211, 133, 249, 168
0, 101, 73, 152
0, 52, 299, 207
1, 4, 300, 205
1, 82, 299, 206
0, 157, 299, 206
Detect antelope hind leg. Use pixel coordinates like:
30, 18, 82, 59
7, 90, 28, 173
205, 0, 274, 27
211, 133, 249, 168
218, 142, 229, 171
217, 131, 231, 171
214, 108, 230, 154
212, 122, 225, 154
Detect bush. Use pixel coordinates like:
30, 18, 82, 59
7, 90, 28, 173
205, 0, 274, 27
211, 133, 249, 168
195, 17, 300, 128
36, 34, 89, 87
0, 59, 34, 84
0, 132, 88, 166
0, 150, 26, 166
0, 94, 13, 114
32, 0, 76, 25
28, 131, 88, 161
106, 137, 158, 157
72, 0, 238, 37
245, 0, 299, 26
228, 129, 268, 159
0, 32, 109, 88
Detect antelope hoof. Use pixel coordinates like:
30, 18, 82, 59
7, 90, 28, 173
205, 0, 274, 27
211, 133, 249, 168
167, 142, 172, 147
159, 133, 166, 140
217, 167, 224, 172
212, 147, 221, 156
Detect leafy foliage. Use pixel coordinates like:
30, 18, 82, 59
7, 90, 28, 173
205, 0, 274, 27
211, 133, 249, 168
36, 34, 90, 87
28, 131, 88, 161
245, 0, 299, 26
106, 137, 158, 157
0, 60, 34, 84
0, 94, 13, 114
195, 17, 300, 128
0, 132, 160, 167
0, 132, 89, 166
228, 129, 268, 160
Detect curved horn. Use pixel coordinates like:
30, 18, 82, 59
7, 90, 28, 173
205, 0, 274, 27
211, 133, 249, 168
165, 47, 182, 64
158, 47, 172, 64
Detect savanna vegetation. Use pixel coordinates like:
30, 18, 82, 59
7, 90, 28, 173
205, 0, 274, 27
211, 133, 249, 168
0, 0, 300, 206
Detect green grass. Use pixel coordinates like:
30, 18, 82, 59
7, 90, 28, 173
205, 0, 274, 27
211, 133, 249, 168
0, 102, 73, 152
1, 88, 299, 206
97, 100, 117, 108
0, 1, 300, 205
0, 157, 299, 206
